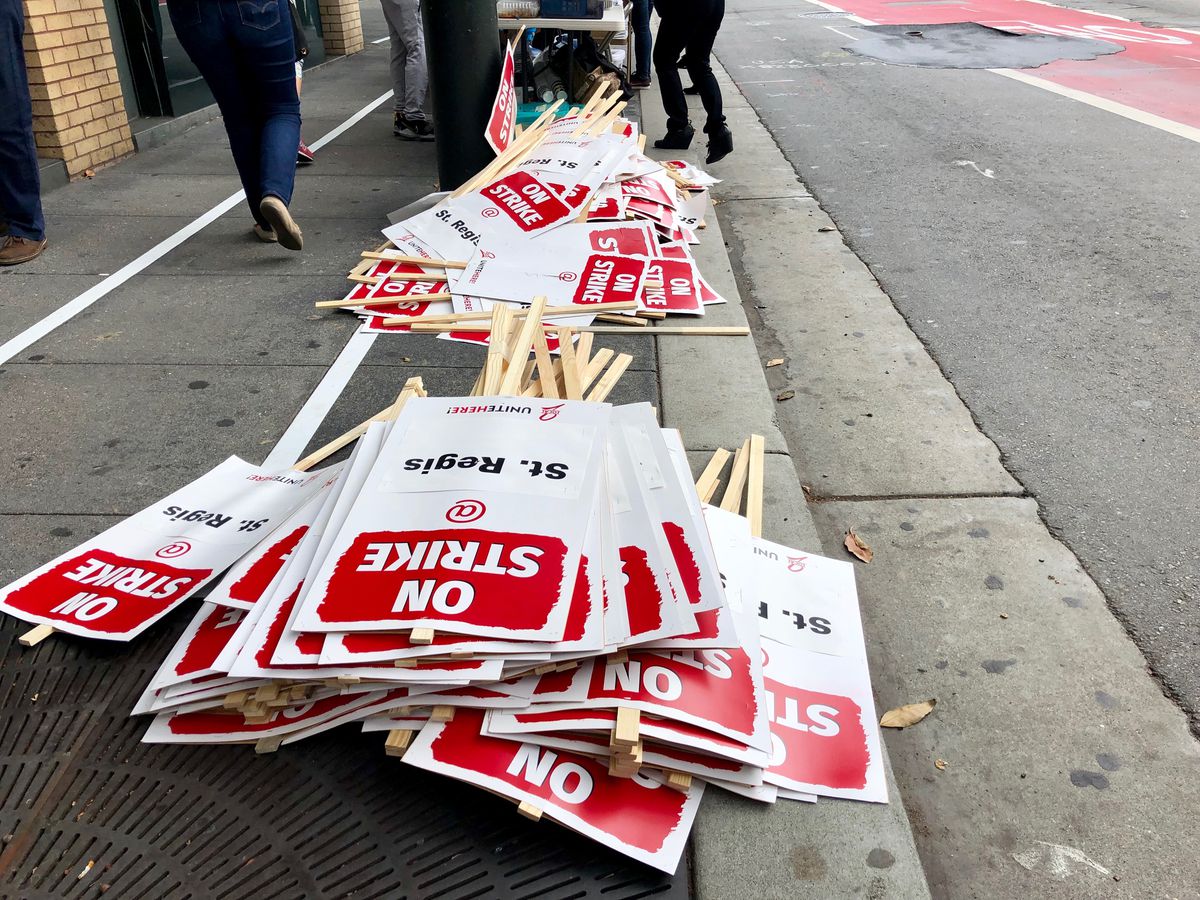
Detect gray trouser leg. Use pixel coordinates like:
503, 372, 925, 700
379, 0, 428, 120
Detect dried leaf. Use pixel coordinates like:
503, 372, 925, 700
880, 698, 937, 728
776, 389, 795, 402
844, 529, 873, 563
934, 758, 948, 770
766, 358, 784, 368
817, 225, 835, 232
84, 168, 96, 178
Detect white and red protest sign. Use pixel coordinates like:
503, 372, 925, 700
392, 172, 577, 260
639, 258, 704, 316
485, 38, 517, 154
484, 704, 771, 767
532, 646, 770, 752
459, 236, 649, 310
142, 689, 394, 744
0, 458, 328, 640
145, 602, 247, 692
294, 398, 609, 641
403, 708, 703, 873
203, 479, 338, 611
761, 638, 887, 803
606, 439, 697, 645
550, 221, 659, 259
620, 173, 676, 209
749, 540, 861, 658
661, 159, 721, 189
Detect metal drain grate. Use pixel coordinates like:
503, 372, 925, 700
0, 617, 691, 899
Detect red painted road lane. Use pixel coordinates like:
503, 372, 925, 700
821, 0, 1200, 129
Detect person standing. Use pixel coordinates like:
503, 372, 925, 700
652, 0, 733, 165
629, 0, 653, 89
165, 0, 304, 250
291, 0, 315, 165
380, 0, 434, 140
0, 0, 48, 266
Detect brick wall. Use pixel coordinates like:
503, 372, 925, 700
21, 0, 134, 179
319, 0, 363, 56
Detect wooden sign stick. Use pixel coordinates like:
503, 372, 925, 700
579, 348, 614, 395
720, 439, 751, 514
587, 101, 628, 138
292, 376, 425, 472
557, 327, 583, 400
595, 314, 648, 327
18, 622, 55, 647
381, 300, 636, 328
585, 353, 632, 403
531, 323, 559, 399
315, 292, 451, 310
574, 332, 594, 377
359, 252, 467, 268
481, 305, 514, 395
695, 448, 731, 504
747, 434, 766, 537
407, 324, 751, 336
498, 296, 546, 395
571, 91, 618, 138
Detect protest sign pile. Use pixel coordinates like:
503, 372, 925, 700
316, 83, 744, 346
0, 309, 887, 874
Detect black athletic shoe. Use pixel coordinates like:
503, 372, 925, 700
654, 123, 695, 150
395, 115, 435, 141
705, 122, 733, 165
631, 75, 652, 89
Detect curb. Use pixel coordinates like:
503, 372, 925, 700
637, 61, 932, 899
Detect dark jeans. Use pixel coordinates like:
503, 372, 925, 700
165, 0, 301, 228
0, 0, 45, 241
631, 0, 652, 80
652, 0, 724, 133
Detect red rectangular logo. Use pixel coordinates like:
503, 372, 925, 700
316, 528, 569, 630
4, 549, 211, 635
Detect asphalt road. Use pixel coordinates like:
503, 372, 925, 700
714, 0, 1200, 728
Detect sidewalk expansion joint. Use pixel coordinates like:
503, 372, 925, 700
805, 490, 1030, 503
716, 194, 813, 203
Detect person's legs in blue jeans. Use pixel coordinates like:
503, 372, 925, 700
165, 0, 299, 236
631, 0, 652, 82
0, 0, 46, 252
229, 1, 302, 206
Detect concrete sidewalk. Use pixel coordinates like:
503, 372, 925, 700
707, 12, 1200, 897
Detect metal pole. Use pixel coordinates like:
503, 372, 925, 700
422, 0, 502, 191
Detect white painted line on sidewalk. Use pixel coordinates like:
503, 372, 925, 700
794, 0, 1200, 145
371, 36, 390, 44
0, 89, 394, 367
310, 89, 394, 150
0, 192, 244, 366
263, 325, 379, 469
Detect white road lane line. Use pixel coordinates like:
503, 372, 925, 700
825, 25, 860, 40
0, 89, 394, 367
990, 68, 1200, 143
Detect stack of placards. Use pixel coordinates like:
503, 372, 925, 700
321, 85, 729, 346
0, 320, 887, 875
